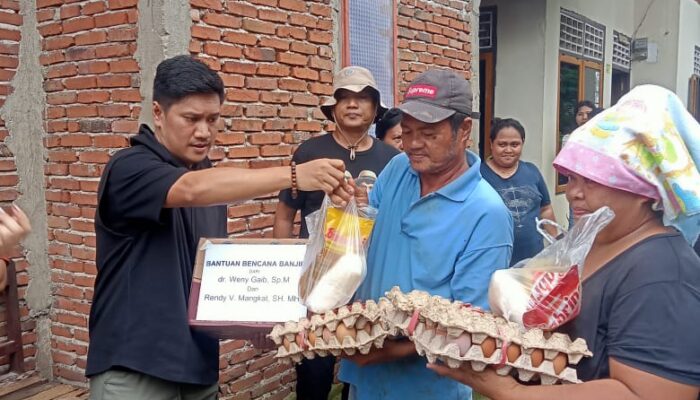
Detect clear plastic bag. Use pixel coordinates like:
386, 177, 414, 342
298, 195, 376, 313
488, 207, 615, 330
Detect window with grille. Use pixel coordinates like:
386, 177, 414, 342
479, 9, 495, 50
583, 23, 604, 61
559, 13, 584, 55
556, 9, 606, 192
613, 31, 631, 71
343, 0, 396, 106
559, 9, 605, 62
694, 45, 700, 76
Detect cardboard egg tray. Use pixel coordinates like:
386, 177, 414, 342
384, 288, 592, 384
269, 300, 390, 363
270, 287, 591, 384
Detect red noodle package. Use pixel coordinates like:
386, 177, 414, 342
488, 207, 614, 330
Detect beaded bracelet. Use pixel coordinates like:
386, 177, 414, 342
290, 161, 298, 199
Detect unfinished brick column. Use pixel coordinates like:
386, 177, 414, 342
35, 0, 141, 382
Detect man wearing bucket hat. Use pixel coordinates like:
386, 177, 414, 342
274, 66, 399, 399
334, 69, 513, 400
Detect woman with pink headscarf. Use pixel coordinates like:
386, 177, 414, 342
428, 85, 700, 399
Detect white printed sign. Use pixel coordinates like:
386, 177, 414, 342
195, 242, 307, 323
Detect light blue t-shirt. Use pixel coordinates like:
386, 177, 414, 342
339, 151, 513, 400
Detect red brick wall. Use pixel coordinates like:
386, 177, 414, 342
36, 0, 140, 383
190, 0, 334, 241
0, 0, 474, 396
397, 0, 473, 97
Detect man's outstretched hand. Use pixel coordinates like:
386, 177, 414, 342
296, 159, 346, 194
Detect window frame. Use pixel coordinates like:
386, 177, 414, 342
559, 8, 605, 63
479, 6, 497, 160
555, 53, 604, 193
690, 74, 700, 122
341, 0, 399, 106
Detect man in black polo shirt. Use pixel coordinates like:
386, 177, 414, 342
272, 66, 398, 400
86, 56, 346, 400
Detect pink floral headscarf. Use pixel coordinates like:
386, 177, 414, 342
554, 85, 700, 244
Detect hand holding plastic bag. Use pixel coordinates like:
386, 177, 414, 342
298, 195, 376, 313
488, 207, 615, 330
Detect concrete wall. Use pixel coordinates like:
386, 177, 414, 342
480, 0, 638, 221
675, 0, 700, 105
546, 0, 638, 220
481, 0, 695, 222
480, 0, 547, 167
630, 0, 682, 92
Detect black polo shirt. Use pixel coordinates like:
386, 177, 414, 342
278, 133, 399, 238
86, 125, 226, 385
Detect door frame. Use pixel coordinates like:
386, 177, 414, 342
480, 51, 495, 159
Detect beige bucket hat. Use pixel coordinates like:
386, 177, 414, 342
320, 66, 388, 122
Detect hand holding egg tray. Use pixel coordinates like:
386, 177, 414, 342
270, 288, 591, 385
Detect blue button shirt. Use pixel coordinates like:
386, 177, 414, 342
339, 151, 514, 400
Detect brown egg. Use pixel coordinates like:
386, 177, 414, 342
453, 332, 472, 357
322, 327, 333, 343
552, 352, 568, 374
480, 337, 497, 358
282, 337, 292, 351
335, 322, 357, 342
295, 333, 305, 349
506, 343, 521, 363
308, 330, 317, 346
530, 349, 544, 368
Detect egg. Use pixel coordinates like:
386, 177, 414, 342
530, 349, 544, 368
362, 323, 372, 335
322, 327, 333, 343
452, 332, 472, 356
506, 343, 521, 363
308, 330, 317, 346
480, 337, 497, 358
295, 332, 305, 349
335, 322, 357, 342
282, 337, 292, 351
552, 352, 568, 374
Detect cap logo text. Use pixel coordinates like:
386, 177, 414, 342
405, 84, 437, 99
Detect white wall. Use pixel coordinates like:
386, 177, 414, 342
479, 0, 695, 223
481, 0, 548, 167
675, 0, 700, 105
558, 0, 636, 107
629, 0, 682, 92
480, 0, 639, 222
545, 0, 638, 221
